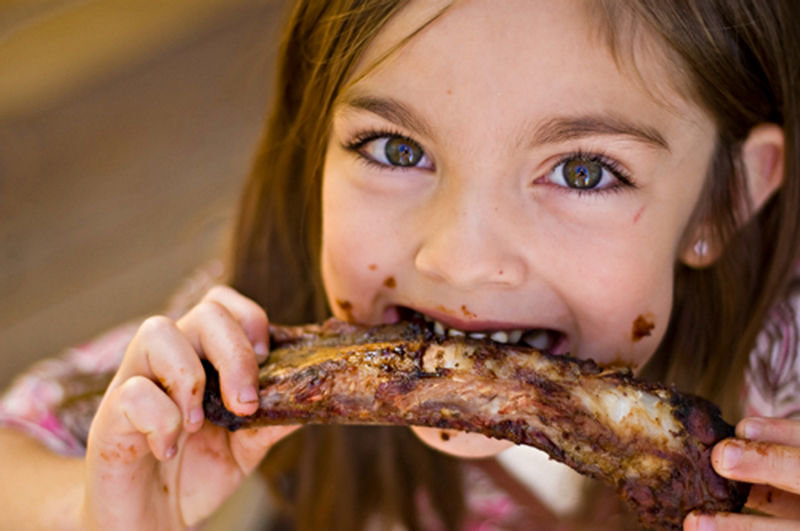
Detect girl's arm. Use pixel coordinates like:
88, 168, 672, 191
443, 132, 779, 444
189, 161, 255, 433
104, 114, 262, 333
0, 428, 85, 529
684, 417, 800, 530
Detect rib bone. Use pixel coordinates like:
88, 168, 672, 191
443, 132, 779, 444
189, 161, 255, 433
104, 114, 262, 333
202, 318, 749, 530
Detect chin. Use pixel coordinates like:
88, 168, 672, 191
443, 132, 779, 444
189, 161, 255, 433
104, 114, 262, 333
411, 426, 514, 459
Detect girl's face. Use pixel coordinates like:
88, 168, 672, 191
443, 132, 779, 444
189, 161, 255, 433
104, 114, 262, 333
321, 0, 716, 454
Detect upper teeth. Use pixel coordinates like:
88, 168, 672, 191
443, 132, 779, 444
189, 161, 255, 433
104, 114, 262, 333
429, 318, 551, 350
490, 331, 509, 343
522, 330, 550, 349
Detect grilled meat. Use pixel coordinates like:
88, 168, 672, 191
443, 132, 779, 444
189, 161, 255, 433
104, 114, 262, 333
202, 317, 749, 530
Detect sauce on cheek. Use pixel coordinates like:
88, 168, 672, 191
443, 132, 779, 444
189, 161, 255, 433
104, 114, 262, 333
336, 299, 355, 323
436, 305, 456, 316
632, 314, 655, 342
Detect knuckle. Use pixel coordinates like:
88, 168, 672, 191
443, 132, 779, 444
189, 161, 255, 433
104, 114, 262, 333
138, 315, 176, 339
205, 284, 236, 301
117, 377, 182, 430
195, 299, 232, 322
246, 299, 268, 325
116, 375, 158, 401
206, 285, 268, 325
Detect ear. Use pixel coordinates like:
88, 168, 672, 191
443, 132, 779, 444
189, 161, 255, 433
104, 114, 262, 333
680, 123, 784, 269
741, 123, 784, 214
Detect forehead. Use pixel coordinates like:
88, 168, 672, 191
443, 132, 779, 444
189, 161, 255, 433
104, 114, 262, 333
342, 0, 711, 142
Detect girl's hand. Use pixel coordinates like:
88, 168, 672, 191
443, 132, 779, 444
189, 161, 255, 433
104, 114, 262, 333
81, 286, 297, 530
684, 417, 800, 530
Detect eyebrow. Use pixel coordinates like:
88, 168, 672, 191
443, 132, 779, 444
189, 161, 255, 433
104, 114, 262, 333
529, 115, 670, 151
340, 94, 433, 138
340, 94, 669, 151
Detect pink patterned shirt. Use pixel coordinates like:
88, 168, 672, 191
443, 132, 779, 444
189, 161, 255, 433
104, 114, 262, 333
743, 283, 800, 419
0, 261, 226, 456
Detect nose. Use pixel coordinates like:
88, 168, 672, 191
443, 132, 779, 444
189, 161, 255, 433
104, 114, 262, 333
414, 187, 527, 290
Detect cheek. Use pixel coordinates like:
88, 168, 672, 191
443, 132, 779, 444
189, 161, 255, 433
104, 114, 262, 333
321, 159, 406, 321
321, 215, 376, 321
322, 153, 399, 261
531, 210, 678, 367
567, 258, 674, 368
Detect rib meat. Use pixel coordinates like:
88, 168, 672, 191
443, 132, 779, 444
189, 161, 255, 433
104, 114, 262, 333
202, 317, 749, 530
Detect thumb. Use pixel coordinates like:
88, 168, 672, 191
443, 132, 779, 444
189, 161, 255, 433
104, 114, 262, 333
230, 424, 300, 474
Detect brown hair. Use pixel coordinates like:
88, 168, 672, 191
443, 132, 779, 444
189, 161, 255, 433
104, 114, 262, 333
592, 0, 800, 419
228, 0, 800, 528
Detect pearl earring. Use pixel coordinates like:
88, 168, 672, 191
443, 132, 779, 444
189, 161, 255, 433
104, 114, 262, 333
693, 239, 709, 258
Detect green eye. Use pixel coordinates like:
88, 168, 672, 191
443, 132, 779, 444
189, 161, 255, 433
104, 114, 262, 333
347, 132, 433, 170
562, 158, 603, 189
384, 136, 424, 167
543, 153, 630, 193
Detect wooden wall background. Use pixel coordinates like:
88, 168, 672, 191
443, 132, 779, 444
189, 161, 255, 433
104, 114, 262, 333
0, 0, 288, 389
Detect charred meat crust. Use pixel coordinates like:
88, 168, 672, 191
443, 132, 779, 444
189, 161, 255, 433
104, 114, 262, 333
202, 318, 749, 530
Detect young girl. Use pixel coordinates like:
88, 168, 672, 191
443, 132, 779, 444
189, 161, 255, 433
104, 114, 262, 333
1, 1, 799, 529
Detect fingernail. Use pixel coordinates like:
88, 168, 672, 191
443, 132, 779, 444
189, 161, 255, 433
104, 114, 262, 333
166, 444, 178, 460
238, 385, 258, 404
721, 443, 742, 471
254, 341, 268, 357
742, 419, 762, 440
189, 407, 204, 425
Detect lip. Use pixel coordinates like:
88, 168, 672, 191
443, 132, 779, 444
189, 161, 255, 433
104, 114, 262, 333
395, 304, 557, 333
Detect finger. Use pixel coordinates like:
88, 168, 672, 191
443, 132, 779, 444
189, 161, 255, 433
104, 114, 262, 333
177, 300, 260, 416
202, 285, 270, 363
230, 424, 300, 474
111, 316, 207, 433
685, 511, 800, 531
736, 417, 800, 446
746, 484, 800, 519
85, 377, 184, 530
92, 376, 183, 463
712, 438, 800, 493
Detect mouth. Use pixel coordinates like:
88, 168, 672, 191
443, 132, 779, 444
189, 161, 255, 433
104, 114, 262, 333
397, 307, 569, 355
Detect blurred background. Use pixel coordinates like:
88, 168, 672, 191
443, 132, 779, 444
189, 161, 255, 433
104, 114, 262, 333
0, 0, 289, 389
